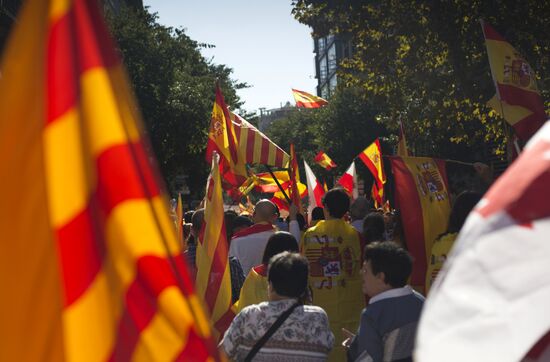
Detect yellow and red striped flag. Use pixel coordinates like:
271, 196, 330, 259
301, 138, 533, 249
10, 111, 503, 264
358, 138, 386, 202
0, 0, 217, 360
196, 153, 235, 339
314, 150, 337, 170
292, 88, 328, 108
396, 120, 410, 157
231, 112, 290, 168
176, 192, 186, 250
206, 84, 248, 189
289, 143, 303, 210
482, 20, 547, 142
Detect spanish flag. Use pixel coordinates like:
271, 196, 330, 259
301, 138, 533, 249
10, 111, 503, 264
0, 0, 217, 360
358, 138, 386, 201
206, 84, 248, 189
482, 20, 547, 142
314, 150, 337, 170
195, 154, 235, 339
292, 88, 329, 108
390, 156, 451, 293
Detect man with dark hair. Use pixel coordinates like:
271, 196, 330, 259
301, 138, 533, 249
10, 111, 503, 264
301, 188, 364, 361
344, 242, 425, 362
229, 199, 278, 275
221, 252, 334, 361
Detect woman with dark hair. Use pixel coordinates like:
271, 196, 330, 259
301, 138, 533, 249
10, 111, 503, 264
235, 231, 299, 312
363, 211, 386, 244
221, 252, 334, 361
425, 190, 482, 292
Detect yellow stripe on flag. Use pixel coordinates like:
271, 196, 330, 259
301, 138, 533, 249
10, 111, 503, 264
487, 95, 533, 126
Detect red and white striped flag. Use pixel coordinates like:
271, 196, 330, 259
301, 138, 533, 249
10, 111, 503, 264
337, 161, 358, 200
416, 121, 550, 362
304, 160, 325, 220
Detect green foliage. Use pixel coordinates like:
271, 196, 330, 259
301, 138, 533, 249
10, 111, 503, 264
106, 6, 247, 197
292, 0, 550, 158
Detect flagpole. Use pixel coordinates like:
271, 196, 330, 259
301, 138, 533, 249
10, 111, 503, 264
265, 164, 292, 204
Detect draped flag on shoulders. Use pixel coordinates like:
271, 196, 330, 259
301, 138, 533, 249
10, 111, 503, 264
289, 143, 303, 210
304, 161, 325, 220
292, 88, 328, 108
389, 156, 451, 294
358, 138, 386, 202
416, 122, 550, 362
482, 20, 547, 142
206, 84, 248, 189
0, 0, 217, 360
195, 154, 235, 340
314, 150, 337, 170
231, 112, 289, 168
337, 161, 358, 200
396, 120, 410, 157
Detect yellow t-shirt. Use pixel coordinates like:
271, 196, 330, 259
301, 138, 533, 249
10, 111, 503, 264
301, 219, 364, 362
425, 232, 458, 293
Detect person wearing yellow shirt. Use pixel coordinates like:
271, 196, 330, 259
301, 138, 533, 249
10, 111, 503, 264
236, 231, 299, 312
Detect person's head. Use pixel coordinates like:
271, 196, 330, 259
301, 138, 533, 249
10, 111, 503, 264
224, 210, 238, 241
322, 188, 350, 219
190, 208, 205, 237
310, 206, 325, 226
363, 211, 386, 243
350, 196, 370, 221
232, 215, 253, 235
184, 210, 195, 224
262, 231, 299, 265
253, 199, 278, 224
267, 252, 309, 300
447, 191, 482, 233
361, 241, 412, 297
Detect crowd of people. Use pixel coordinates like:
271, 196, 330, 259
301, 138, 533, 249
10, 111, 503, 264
177, 186, 479, 362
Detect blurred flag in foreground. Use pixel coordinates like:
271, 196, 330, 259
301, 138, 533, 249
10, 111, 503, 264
314, 150, 337, 170
416, 122, 550, 362
0, 0, 216, 360
292, 88, 328, 108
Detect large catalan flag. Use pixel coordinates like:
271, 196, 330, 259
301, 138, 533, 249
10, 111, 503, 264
206, 84, 248, 189
195, 154, 235, 340
292, 88, 328, 108
482, 20, 547, 142
314, 150, 337, 170
231, 112, 289, 168
0, 0, 216, 360
389, 156, 451, 293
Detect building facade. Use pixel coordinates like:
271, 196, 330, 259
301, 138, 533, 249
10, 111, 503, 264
313, 34, 353, 99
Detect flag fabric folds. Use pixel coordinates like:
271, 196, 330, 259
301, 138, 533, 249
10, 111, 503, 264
416, 122, 550, 362
481, 20, 547, 142
0, 0, 216, 361
206, 84, 248, 189
292, 88, 329, 108
396, 120, 410, 157
304, 160, 325, 219
176, 192, 185, 250
389, 156, 451, 293
231, 112, 289, 168
314, 150, 337, 170
371, 182, 383, 208
289, 143, 303, 210
337, 161, 358, 200
195, 154, 235, 340
358, 138, 386, 202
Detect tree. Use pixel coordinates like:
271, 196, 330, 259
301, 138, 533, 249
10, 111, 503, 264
106, 6, 247, 197
292, 0, 550, 158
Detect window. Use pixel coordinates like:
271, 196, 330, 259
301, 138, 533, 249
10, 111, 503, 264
317, 37, 326, 54
319, 55, 328, 83
321, 85, 329, 100
328, 44, 337, 74
329, 74, 337, 93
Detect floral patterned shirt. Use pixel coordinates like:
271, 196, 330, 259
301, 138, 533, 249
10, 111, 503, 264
221, 299, 334, 361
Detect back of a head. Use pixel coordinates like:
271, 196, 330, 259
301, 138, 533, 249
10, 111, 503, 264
322, 188, 350, 219
350, 196, 370, 221
224, 210, 238, 241
448, 191, 482, 233
268, 252, 309, 298
232, 215, 253, 235
363, 211, 385, 243
253, 199, 278, 223
311, 206, 325, 221
364, 241, 412, 288
191, 208, 205, 235
262, 231, 299, 265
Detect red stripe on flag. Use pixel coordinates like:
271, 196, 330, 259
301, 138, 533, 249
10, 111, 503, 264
482, 22, 507, 42
246, 128, 255, 164
313, 183, 325, 207
57, 201, 106, 307
389, 157, 426, 289
202, 220, 230, 311
275, 149, 283, 168
96, 141, 160, 216
174, 329, 216, 361
47, 10, 78, 124
214, 307, 236, 337
260, 138, 269, 164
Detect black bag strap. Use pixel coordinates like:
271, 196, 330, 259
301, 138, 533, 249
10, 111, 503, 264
244, 301, 301, 362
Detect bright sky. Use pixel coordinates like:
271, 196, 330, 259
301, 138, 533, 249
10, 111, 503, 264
142, 1, 317, 113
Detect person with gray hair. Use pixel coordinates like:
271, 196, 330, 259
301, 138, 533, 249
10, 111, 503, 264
229, 199, 278, 275
349, 196, 371, 232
